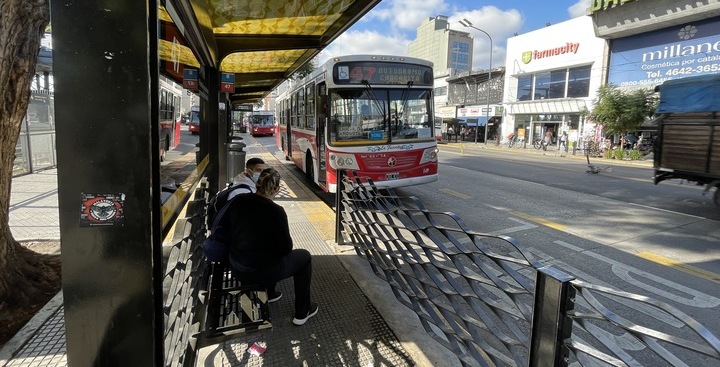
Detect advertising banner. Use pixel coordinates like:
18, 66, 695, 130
608, 17, 720, 88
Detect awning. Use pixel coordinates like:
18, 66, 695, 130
456, 116, 489, 127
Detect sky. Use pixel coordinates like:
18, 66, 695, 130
318, 0, 589, 71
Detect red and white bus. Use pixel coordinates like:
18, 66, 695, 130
159, 75, 183, 160
275, 55, 438, 193
249, 110, 275, 137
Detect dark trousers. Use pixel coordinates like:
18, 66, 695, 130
231, 249, 312, 315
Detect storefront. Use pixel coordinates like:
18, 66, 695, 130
455, 104, 502, 141
607, 16, 720, 87
501, 16, 606, 147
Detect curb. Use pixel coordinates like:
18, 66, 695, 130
0, 292, 64, 361
439, 142, 654, 168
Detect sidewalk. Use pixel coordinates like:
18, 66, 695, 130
1, 141, 457, 366
439, 139, 654, 168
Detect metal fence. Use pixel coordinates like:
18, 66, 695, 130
336, 170, 720, 367
161, 186, 208, 367
14, 90, 57, 176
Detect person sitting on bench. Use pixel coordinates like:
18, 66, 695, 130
223, 167, 319, 326
228, 157, 266, 199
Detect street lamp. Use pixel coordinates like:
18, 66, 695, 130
459, 18, 492, 145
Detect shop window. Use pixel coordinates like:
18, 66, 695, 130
534, 71, 551, 100
567, 65, 591, 98
516, 75, 532, 101
548, 69, 567, 99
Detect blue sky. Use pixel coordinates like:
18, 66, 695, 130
319, 0, 589, 70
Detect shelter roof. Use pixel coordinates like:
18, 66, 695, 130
159, 0, 380, 104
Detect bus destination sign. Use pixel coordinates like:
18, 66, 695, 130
334, 62, 433, 86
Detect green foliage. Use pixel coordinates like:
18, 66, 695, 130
628, 149, 644, 160
613, 148, 625, 160
604, 149, 614, 159
587, 84, 657, 136
292, 60, 316, 80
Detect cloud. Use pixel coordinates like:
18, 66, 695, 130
568, 0, 589, 18
317, 31, 411, 66
448, 6, 524, 70
369, 0, 448, 30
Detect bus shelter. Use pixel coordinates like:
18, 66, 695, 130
49, 0, 378, 365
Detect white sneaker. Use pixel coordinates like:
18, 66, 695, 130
292, 303, 318, 326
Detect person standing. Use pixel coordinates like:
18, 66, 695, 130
544, 129, 553, 151
224, 167, 318, 326
447, 126, 454, 142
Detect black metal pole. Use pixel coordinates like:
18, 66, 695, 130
528, 266, 575, 367
335, 169, 345, 245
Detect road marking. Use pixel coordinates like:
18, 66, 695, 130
439, 188, 473, 200
489, 217, 538, 236
636, 251, 720, 285
626, 203, 706, 219
509, 211, 567, 231
554, 241, 720, 307
530, 246, 686, 328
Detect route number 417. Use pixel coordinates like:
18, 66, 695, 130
350, 66, 376, 82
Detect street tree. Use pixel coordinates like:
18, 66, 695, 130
292, 59, 315, 80
0, 0, 60, 342
587, 84, 657, 145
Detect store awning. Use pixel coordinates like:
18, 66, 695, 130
456, 116, 489, 127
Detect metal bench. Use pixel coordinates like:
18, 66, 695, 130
194, 260, 272, 348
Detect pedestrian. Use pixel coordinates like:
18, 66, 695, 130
224, 167, 318, 326
460, 127, 466, 141
560, 131, 568, 150
544, 129, 553, 151
447, 126, 454, 142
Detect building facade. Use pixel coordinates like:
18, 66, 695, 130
591, 1, 720, 88
498, 1, 720, 148
408, 15, 473, 76
502, 16, 607, 146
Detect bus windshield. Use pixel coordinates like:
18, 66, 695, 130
251, 114, 274, 127
328, 88, 434, 145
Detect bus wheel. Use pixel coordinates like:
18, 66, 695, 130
160, 136, 169, 162
305, 152, 314, 182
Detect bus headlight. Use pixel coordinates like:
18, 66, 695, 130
419, 147, 438, 164
329, 153, 359, 170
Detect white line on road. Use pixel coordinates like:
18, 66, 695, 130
489, 217, 537, 236
627, 202, 706, 219
553, 240, 720, 308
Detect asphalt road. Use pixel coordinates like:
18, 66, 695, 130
383, 145, 720, 354
176, 133, 720, 364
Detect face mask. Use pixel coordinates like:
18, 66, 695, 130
251, 172, 261, 182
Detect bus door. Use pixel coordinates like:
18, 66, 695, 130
316, 83, 327, 185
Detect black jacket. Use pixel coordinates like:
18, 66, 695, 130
221, 193, 293, 270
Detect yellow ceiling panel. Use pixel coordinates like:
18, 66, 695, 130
159, 39, 200, 68
220, 50, 307, 73
207, 0, 351, 35
213, 15, 341, 35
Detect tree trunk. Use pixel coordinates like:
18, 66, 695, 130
0, 0, 56, 339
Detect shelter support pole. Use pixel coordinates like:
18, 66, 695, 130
51, 1, 163, 365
